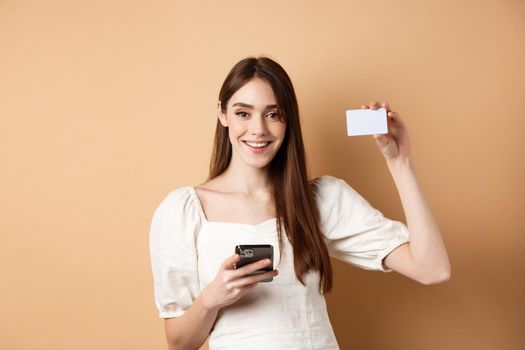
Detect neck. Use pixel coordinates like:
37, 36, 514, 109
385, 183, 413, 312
220, 156, 271, 196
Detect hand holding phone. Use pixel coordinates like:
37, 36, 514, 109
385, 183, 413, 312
234, 244, 274, 282
201, 248, 278, 310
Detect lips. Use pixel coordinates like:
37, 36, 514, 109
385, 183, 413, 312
243, 141, 271, 148
242, 140, 272, 153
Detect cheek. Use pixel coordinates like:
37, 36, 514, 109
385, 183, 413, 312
271, 123, 286, 139
228, 124, 245, 141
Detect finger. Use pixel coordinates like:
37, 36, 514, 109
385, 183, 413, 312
241, 282, 259, 290
222, 253, 241, 270
233, 269, 279, 288
369, 101, 381, 110
232, 258, 272, 278
382, 101, 391, 111
361, 104, 368, 109
374, 133, 388, 142
387, 110, 398, 120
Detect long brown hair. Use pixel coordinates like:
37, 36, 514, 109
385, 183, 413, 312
208, 56, 333, 294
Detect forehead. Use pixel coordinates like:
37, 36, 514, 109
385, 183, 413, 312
228, 78, 277, 107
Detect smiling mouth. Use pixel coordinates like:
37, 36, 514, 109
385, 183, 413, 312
242, 140, 273, 152
242, 140, 272, 148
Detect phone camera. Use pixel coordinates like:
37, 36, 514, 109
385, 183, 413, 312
240, 248, 254, 258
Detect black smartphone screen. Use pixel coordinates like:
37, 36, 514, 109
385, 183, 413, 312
234, 244, 274, 282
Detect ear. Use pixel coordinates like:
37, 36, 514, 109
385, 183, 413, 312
217, 101, 228, 127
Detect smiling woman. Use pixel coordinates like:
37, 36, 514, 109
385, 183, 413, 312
148, 56, 450, 350
217, 78, 286, 165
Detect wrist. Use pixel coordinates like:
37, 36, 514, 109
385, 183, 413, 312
385, 156, 412, 171
199, 286, 221, 313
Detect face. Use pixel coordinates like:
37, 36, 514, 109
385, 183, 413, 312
218, 78, 286, 170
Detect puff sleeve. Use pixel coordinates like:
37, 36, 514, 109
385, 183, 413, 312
313, 175, 410, 272
149, 187, 201, 318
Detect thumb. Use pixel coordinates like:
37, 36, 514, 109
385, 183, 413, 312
222, 253, 240, 270
374, 134, 388, 146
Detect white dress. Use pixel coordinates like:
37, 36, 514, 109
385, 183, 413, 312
149, 175, 410, 349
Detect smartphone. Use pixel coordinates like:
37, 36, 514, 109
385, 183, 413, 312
234, 244, 274, 282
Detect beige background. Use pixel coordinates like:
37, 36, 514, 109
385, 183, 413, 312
1, 0, 524, 349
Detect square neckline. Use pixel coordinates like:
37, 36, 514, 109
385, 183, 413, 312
188, 186, 277, 228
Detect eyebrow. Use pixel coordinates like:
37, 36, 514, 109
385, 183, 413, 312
231, 102, 278, 109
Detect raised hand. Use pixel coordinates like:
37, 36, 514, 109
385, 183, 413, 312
361, 101, 411, 161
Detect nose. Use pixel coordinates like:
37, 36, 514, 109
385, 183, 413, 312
249, 114, 268, 136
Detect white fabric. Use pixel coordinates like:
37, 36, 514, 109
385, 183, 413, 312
149, 175, 410, 349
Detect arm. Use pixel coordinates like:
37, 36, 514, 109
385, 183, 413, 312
164, 254, 278, 349
384, 157, 451, 285
164, 294, 219, 350
364, 101, 451, 285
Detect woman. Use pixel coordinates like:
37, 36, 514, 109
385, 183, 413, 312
149, 56, 451, 349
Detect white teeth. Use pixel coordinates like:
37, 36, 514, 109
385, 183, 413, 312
245, 141, 269, 148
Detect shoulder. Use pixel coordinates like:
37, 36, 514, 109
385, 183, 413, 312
149, 185, 202, 245
310, 174, 351, 197
310, 174, 370, 211
310, 174, 344, 188
153, 185, 199, 219
159, 186, 192, 206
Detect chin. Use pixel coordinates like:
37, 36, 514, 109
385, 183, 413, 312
244, 159, 272, 169
238, 152, 273, 167
233, 143, 280, 169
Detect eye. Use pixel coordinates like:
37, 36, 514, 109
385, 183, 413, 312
235, 111, 248, 118
267, 112, 280, 119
